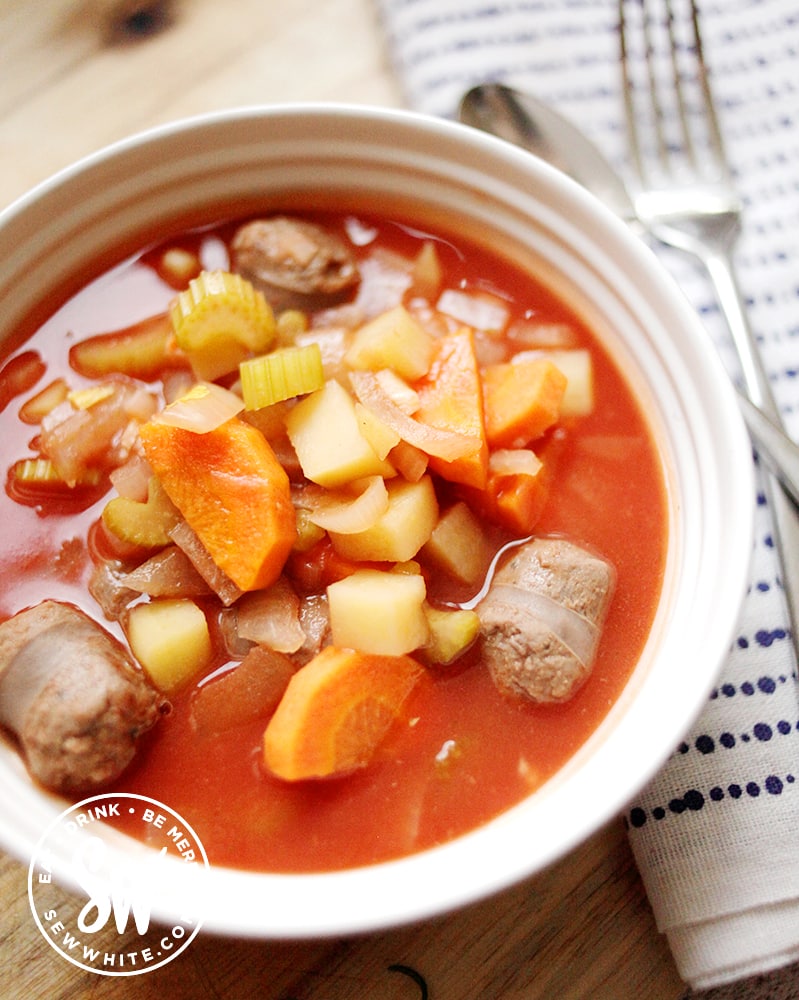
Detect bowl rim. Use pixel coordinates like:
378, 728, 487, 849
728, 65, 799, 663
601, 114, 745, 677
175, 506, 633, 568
0, 102, 754, 938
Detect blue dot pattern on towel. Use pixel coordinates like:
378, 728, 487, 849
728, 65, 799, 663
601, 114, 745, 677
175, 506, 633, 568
626, 670, 799, 825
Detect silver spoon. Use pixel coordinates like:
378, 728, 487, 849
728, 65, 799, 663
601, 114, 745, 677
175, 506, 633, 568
459, 82, 799, 507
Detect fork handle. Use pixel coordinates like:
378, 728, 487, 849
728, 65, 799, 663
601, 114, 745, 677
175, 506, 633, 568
703, 247, 799, 641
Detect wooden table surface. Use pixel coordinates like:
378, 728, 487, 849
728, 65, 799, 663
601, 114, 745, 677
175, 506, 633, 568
0, 1, 687, 997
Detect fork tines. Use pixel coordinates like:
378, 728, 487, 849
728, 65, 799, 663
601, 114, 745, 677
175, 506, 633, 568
620, 0, 729, 185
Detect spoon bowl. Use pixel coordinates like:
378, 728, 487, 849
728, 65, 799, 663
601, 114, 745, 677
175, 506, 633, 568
459, 83, 637, 223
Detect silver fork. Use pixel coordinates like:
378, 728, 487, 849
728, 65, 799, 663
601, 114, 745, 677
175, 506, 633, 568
619, 0, 799, 643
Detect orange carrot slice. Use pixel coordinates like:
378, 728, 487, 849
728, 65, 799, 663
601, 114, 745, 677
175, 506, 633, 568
462, 433, 563, 535
482, 358, 567, 448
486, 466, 551, 535
461, 467, 550, 536
414, 327, 488, 489
139, 416, 296, 591
262, 646, 425, 781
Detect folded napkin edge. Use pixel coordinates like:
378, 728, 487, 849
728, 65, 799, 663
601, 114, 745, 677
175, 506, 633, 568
666, 897, 799, 990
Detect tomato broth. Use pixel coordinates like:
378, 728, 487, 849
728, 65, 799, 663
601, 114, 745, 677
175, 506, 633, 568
0, 210, 667, 872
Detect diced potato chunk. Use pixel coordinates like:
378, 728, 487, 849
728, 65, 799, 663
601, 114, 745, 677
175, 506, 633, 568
423, 605, 481, 664
523, 349, 594, 417
327, 569, 428, 656
329, 475, 439, 562
421, 501, 492, 587
127, 598, 212, 692
345, 305, 434, 380
286, 379, 395, 487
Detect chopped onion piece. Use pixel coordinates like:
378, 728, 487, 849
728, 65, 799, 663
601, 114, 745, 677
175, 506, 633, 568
155, 381, 244, 433
375, 369, 419, 415
162, 369, 195, 404
170, 520, 242, 606
351, 248, 414, 319
89, 560, 138, 620
109, 454, 153, 500
40, 383, 156, 487
121, 545, 211, 598
306, 476, 389, 534
123, 387, 159, 423
235, 578, 305, 653
436, 289, 509, 334
472, 333, 507, 368
388, 440, 428, 482
113, 419, 142, 464
349, 370, 477, 462
489, 449, 543, 477
294, 326, 350, 381
190, 646, 296, 736
507, 321, 576, 350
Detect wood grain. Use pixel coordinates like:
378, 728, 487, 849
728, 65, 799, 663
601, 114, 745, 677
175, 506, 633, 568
0, 1, 686, 995
1, 820, 684, 999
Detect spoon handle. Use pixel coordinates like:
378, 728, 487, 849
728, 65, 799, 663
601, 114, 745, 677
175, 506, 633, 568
737, 392, 799, 507
697, 246, 799, 642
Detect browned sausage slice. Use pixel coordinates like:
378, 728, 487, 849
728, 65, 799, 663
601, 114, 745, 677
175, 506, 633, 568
231, 216, 360, 310
476, 537, 615, 703
0, 601, 163, 794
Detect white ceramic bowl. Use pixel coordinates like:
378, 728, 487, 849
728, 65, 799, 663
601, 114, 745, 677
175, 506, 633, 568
0, 104, 753, 938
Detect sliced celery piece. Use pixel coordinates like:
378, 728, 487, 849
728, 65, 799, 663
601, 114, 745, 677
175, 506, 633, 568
12, 458, 102, 487
171, 270, 276, 381
240, 343, 324, 410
